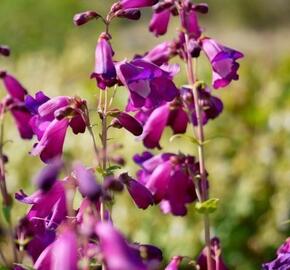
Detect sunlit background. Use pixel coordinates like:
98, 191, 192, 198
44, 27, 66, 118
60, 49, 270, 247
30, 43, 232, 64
1, 0, 290, 269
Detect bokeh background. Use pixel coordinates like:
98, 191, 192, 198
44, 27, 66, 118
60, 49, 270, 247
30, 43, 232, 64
1, 0, 290, 269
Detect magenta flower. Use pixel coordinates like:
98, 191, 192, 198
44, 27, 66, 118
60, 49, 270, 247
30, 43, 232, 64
140, 101, 188, 149
0, 45, 10, 57
201, 37, 244, 89
91, 33, 117, 90
262, 238, 290, 270
165, 256, 184, 270
149, 9, 171, 37
25, 92, 87, 162
125, 152, 198, 216
117, 0, 158, 10
180, 8, 202, 38
96, 222, 147, 270
197, 237, 228, 270
116, 59, 178, 109
15, 180, 67, 230
112, 112, 143, 136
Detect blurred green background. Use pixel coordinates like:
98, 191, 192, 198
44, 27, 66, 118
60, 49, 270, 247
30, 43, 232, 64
1, 0, 290, 269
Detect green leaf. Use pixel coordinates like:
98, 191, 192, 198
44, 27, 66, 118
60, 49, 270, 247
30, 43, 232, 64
195, 198, 219, 214
169, 134, 201, 145
105, 165, 121, 176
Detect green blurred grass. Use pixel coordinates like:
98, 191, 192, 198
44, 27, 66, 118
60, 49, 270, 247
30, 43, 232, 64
1, 1, 290, 269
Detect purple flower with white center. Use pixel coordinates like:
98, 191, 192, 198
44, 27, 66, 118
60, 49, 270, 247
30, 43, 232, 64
0, 45, 10, 57
91, 32, 117, 90
73, 11, 100, 26
197, 237, 228, 270
116, 58, 178, 109
25, 92, 87, 162
15, 180, 67, 230
181, 85, 223, 126
140, 100, 188, 149
262, 238, 290, 270
201, 37, 244, 89
111, 112, 143, 136
149, 9, 171, 37
95, 222, 147, 270
165, 256, 184, 270
74, 163, 103, 201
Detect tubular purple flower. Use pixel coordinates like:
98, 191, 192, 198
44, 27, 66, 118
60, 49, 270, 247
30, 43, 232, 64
112, 112, 143, 136
262, 238, 290, 270
119, 173, 154, 209
74, 163, 103, 201
116, 9, 141, 20
37, 96, 70, 118
165, 256, 184, 270
180, 9, 201, 39
0, 45, 10, 57
201, 37, 244, 89
0, 71, 27, 101
30, 119, 69, 163
116, 59, 178, 109
197, 237, 228, 270
91, 33, 117, 90
51, 227, 78, 270
95, 222, 147, 270
73, 11, 100, 26
149, 9, 171, 37
118, 0, 158, 10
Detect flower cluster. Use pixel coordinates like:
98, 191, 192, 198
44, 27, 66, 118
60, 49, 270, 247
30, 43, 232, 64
0, 0, 249, 269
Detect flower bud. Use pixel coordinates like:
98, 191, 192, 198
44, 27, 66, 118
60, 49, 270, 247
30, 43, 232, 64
116, 9, 141, 20
0, 45, 10, 57
73, 11, 100, 26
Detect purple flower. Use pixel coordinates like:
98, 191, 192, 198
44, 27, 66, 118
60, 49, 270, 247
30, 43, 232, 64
74, 163, 103, 201
140, 101, 188, 149
181, 85, 223, 126
180, 8, 202, 38
0, 71, 27, 101
149, 9, 171, 37
116, 59, 178, 109
127, 152, 198, 216
165, 256, 184, 270
112, 112, 143, 136
91, 33, 117, 90
115, 9, 141, 20
15, 180, 67, 229
142, 42, 175, 66
201, 37, 244, 89
25, 92, 87, 162
95, 222, 147, 270
262, 238, 290, 270
0, 45, 10, 57
197, 237, 228, 270
73, 11, 100, 26
116, 0, 158, 10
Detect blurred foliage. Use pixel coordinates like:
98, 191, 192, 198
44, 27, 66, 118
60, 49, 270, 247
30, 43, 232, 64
0, 0, 290, 269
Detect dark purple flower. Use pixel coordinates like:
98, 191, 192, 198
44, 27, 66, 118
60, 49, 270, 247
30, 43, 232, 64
91, 33, 117, 90
95, 222, 147, 270
149, 9, 171, 37
165, 256, 184, 270
112, 112, 143, 136
197, 237, 228, 270
115, 9, 141, 20
116, 59, 178, 109
201, 37, 244, 89
140, 101, 188, 149
119, 173, 154, 209
0, 45, 10, 57
73, 11, 100, 26
74, 163, 103, 201
128, 152, 198, 216
181, 85, 223, 126
0, 71, 27, 101
15, 180, 67, 229
262, 238, 290, 270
